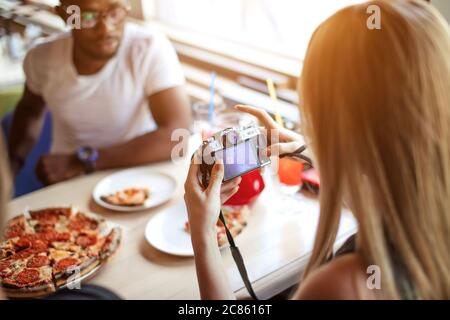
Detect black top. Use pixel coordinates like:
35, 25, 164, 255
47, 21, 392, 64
44, 284, 122, 300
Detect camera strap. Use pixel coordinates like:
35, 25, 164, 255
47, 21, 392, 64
219, 145, 312, 300
219, 146, 312, 300
280, 146, 313, 166
195, 144, 311, 300
219, 210, 259, 300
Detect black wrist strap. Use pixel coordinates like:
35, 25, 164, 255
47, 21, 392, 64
196, 145, 311, 300
218, 145, 313, 300
280, 146, 313, 167
219, 210, 259, 300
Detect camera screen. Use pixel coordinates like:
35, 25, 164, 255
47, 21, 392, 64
215, 139, 260, 181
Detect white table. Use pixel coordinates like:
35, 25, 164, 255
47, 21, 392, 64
7, 155, 357, 300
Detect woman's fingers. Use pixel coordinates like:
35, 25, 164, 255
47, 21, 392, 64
220, 186, 240, 204
236, 105, 279, 146
235, 105, 278, 130
206, 160, 225, 195
184, 154, 202, 192
221, 177, 241, 192
220, 176, 241, 204
235, 105, 305, 146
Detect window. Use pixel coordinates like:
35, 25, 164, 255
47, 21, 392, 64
144, 0, 364, 59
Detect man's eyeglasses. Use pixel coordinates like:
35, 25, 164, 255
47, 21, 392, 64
63, 5, 130, 29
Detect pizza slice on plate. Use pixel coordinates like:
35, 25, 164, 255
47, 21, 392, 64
101, 188, 150, 207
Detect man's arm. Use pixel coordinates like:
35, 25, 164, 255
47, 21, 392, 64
96, 86, 191, 169
8, 85, 46, 176
37, 86, 192, 185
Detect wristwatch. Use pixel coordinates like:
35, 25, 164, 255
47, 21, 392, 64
77, 146, 99, 174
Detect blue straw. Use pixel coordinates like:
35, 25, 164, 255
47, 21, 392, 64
208, 71, 217, 125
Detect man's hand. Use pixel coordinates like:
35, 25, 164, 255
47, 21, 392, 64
35, 154, 85, 186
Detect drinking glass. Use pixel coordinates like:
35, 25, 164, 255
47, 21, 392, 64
192, 101, 226, 140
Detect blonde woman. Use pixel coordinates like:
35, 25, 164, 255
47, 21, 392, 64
0, 132, 12, 300
184, 0, 450, 300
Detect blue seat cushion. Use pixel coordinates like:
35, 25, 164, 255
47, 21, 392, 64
1, 111, 52, 198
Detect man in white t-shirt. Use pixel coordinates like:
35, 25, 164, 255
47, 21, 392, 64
8, 0, 191, 185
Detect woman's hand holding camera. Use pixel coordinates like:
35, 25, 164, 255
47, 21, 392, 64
184, 104, 307, 241
235, 105, 305, 157
183, 105, 307, 300
184, 157, 240, 300
184, 157, 241, 242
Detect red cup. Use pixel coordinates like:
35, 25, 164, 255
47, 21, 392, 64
224, 170, 265, 206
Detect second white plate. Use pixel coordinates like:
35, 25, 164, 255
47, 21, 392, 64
145, 201, 195, 257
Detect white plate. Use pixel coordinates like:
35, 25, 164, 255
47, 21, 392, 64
93, 168, 177, 212
145, 201, 195, 257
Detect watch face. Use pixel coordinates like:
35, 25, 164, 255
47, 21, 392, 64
78, 147, 98, 162
78, 148, 89, 161
78, 147, 98, 174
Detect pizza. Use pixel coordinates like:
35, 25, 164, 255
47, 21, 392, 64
184, 206, 250, 247
0, 207, 121, 298
101, 188, 150, 207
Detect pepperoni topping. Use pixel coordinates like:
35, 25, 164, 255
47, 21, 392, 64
76, 234, 97, 248
15, 237, 32, 250
27, 255, 50, 268
2, 267, 48, 288
30, 208, 71, 224
15, 269, 40, 285
12, 249, 35, 260
36, 229, 57, 242
0, 260, 11, 275
15, 268, 40, 285
30, 239, 48, 252
54, 258, 79, 273
68, 214, 99, 231
5, 224, 25, 239
33, 230, 70, 244
55, 232, 71, 242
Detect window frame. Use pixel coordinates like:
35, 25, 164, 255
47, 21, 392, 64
134, 0, 302, 84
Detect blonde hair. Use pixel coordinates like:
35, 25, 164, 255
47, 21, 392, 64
0, 133, 10, 300
0, 133, 12, 238
300, 0, 450, 299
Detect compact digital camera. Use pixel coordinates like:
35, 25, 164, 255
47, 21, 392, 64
199, 126, 271, 187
